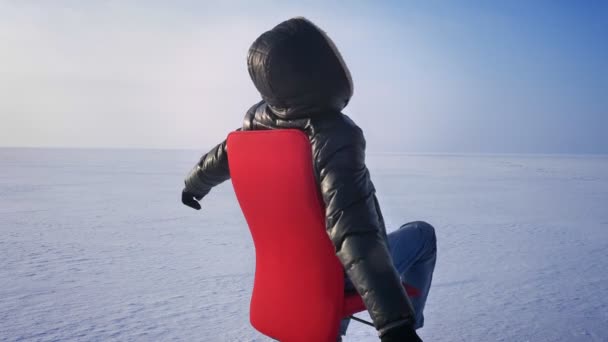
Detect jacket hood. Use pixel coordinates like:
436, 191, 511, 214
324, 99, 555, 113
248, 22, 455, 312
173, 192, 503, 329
247, 17, 353, 119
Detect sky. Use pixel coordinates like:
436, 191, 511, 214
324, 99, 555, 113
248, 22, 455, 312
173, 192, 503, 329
0, 0, 606, 153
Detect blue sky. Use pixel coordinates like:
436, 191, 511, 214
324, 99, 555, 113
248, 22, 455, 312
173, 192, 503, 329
0, 1, 606, 153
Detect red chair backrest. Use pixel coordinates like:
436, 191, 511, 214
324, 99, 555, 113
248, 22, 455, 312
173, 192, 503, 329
227, 129, 344, 342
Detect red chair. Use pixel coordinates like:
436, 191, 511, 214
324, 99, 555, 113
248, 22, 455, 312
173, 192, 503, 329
227, 129, 418, 342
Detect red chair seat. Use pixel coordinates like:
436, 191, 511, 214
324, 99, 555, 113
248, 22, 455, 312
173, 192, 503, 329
342, 282, 421, 317
227, 129, 418, 342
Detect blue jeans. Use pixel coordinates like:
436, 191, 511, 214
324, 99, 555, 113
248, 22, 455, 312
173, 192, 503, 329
340, 221, 437, 336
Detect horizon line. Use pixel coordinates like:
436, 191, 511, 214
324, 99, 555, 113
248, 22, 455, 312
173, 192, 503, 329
1, 145, 606, 158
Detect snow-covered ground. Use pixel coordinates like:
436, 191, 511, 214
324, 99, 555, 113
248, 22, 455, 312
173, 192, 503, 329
1, 148, 607, 341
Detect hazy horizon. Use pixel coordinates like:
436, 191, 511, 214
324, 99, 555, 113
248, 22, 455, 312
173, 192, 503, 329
1, 1, 606, 154
2, 146, 608, 159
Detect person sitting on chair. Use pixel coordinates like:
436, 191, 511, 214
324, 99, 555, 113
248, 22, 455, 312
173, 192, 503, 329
181, 17, 437, 342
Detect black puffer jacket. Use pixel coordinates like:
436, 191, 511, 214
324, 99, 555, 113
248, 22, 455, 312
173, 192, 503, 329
184, 17, 415, 335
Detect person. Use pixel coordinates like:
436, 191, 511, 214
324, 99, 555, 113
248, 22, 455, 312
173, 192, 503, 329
181, 17, 436, 342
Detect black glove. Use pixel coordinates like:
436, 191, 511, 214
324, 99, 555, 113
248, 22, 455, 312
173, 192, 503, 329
380, 324, 422, 342
182, 189, 203, 210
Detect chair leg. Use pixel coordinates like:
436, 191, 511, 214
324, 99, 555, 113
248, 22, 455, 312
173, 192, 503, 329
349, 315, 374, 327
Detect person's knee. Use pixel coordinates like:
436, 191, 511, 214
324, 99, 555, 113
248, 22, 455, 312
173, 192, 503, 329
395, 220, 437, 251
413, 221, 436, 250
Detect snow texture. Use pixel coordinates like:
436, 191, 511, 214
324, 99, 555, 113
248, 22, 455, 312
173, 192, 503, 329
1, 148, 607, 341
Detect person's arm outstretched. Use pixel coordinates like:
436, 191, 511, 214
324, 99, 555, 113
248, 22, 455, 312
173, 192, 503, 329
182, 139, 230, 210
